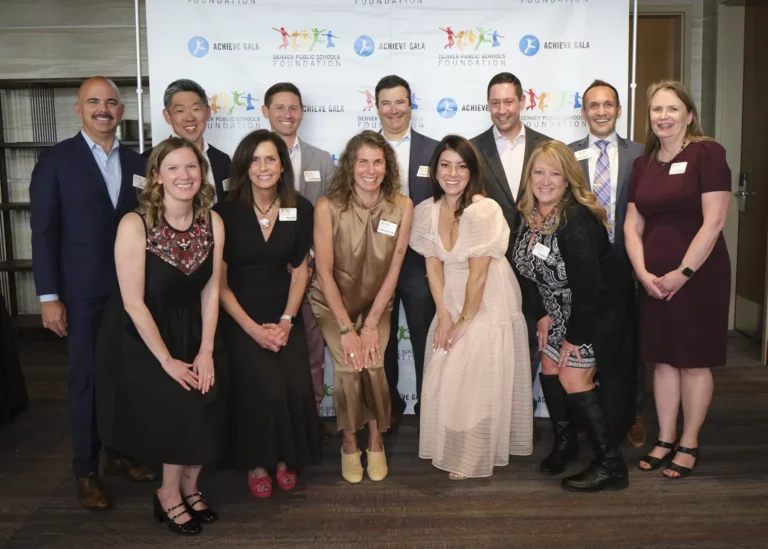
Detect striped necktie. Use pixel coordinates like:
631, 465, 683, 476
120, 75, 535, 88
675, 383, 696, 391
593, 140, 613, 242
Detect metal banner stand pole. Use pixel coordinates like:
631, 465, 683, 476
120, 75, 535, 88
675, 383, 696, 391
134, 0, 145, 153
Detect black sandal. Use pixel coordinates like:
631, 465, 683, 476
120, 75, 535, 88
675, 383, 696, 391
638, 439, 677, 471
663, 446, 699, 479
183, 491, 218, 524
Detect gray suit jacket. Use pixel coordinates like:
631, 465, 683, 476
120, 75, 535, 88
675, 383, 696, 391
471, 124, 552, 262
567, 135, 644, 267
297, 138, 336, 206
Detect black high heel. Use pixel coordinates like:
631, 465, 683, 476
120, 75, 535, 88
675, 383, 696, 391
183, 491, 218, 524
663, 446, 699, 479
638, 439, 678, 471
153, 494, 202, 535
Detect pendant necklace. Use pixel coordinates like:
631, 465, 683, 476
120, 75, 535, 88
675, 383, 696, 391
254, 195, 278, 229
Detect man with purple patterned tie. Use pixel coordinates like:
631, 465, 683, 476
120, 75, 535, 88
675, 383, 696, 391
568, 79, 644, 444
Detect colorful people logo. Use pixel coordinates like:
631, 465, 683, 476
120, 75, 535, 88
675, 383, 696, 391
208, 91, 258, 115
519, 34, 540, 56
358, 89, 375, 112
275, 26, 339, 51
517, 88, 584, 113
441, 26, 502, 51
410, 93, 422, 110
188, 36, 209, 58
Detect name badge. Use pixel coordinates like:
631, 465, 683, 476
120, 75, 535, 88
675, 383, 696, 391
417, 165, 430, 178
304, 170, 321, 182
574, 149, 595, 162
430, 228, 438, 242
377, 219, 398, 237
222, 178, 231, 191
132, 174, 146, 189
532, 242, 551, 260
279, 208, 297, 221
669, 162, 687, 175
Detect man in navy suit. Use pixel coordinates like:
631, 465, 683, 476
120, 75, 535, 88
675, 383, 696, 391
568, 79, 645, 443
375, 75, 438, 429
471, 72, 552, 413
30, 77, 155, 510
143, 79, 231, 202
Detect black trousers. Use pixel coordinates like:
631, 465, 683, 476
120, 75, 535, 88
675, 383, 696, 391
66, 296, 124, 477
383, 272, 435, 417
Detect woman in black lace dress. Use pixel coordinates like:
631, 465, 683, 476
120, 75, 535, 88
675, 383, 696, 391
96, 138, 226, 535
512, 141, 628, 493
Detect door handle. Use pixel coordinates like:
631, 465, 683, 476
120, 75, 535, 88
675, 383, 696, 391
734, 191, 757, 197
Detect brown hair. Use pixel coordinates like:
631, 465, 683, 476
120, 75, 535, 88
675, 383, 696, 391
139, 137, 213, 228
327, 130, 401, 211
644, 80, 712, 156
428, 134, 486, 220
227, 129, 297, 208
517, 140, 608, 234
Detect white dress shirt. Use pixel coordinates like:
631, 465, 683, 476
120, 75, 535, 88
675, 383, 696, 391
493, 124, 526, 200
385, 128, 412, 197
587, 132, 619, 222
289, 137, 302, 193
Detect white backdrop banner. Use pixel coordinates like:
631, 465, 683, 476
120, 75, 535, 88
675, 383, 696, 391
146, 0, 629, 418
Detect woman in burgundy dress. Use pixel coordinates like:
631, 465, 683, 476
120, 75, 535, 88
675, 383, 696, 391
625, 80, 731, 479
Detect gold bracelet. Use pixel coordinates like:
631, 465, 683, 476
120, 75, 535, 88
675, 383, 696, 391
458, 314, 472, 324
339, 323, 355, 335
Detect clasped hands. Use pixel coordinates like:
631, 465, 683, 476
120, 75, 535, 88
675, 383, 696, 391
341, 325, 382, 371
248, 319, 292, 353
432, 313, 467, 353
641, 269, 688, 301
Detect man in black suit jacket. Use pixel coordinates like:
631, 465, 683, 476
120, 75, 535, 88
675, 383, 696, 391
143, 79, 231, 201
376, 75, 438, 429
30, 77, 155, 510
471, 72, 552, 394
568, 79, 645, 443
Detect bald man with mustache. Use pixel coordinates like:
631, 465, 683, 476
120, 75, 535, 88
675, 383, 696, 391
30, 77, 155, 510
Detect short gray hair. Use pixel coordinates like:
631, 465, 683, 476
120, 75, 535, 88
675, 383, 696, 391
163, 79, 209, 110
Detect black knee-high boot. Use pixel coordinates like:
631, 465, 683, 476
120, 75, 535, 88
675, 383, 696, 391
562, 387, 629, 492
539, 374, 579, 474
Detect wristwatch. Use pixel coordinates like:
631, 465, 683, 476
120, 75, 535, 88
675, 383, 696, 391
679, 265, 695, 278
280, 314, 294, 325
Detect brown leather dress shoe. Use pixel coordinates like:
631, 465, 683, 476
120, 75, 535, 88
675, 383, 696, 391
104, 458, 157, 482
77, 472, 111, 511
627, 418, 647, 448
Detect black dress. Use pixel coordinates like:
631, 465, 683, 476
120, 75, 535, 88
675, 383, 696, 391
0, 292, 28, 426
215, 197, 321, 472
95, 212, 228, 466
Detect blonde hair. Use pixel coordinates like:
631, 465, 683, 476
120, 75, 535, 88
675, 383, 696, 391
644, 80, 712, 156
517, 140, 608, 234
139, 137, 213, 228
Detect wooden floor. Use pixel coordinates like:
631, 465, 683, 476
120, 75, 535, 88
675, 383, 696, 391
1, 331, 767, 549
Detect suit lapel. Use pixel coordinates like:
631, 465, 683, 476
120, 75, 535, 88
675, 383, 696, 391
115, 146, 137, 211
297, 138, 309, 194
574, 137, 591, 187
408, 131, 425, 199
75, 133, 115, 209
518, 129, 542, 203
616, 135, 630, 198
477, 128, 514, 205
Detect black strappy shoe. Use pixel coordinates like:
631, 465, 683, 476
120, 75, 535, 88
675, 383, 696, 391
183, 491, 218, 524
153, 494, 202, 535
663, 446, 699, 479
638, 439, 678, 471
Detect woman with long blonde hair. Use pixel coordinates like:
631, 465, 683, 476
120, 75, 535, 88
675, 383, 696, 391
626, 80, 730, 479
513, 140, 629, 492
96, 137, 227, 534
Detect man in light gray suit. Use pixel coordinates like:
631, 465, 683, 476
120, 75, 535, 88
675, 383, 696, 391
263, 82, 336, 440
568, 79, 645, 445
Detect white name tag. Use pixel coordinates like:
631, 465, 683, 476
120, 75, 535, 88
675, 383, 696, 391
417, 165, 430, 178
377, 219, 398, 237
574, 149, 595, 161
132, 174, 146, 189
222, 178, 231, 191
532, 242, 551, 260
304, 170, 321, 182
430, 228, 438, 242
669, 162, 687, 175
279, 208, 297, 221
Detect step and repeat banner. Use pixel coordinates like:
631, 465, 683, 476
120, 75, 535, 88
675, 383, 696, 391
146, 0, 629, 417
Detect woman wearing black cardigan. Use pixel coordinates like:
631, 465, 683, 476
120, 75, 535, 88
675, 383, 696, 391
512, 140, 629, 492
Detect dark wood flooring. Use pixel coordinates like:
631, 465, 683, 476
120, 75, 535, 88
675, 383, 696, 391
1, 331, 767, 548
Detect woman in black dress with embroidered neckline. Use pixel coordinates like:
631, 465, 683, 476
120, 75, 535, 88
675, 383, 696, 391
96, 138, 227, 535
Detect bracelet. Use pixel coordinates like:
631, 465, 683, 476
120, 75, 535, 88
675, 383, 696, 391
339, 323, 355, 335
361, 325, 378, 335
458, 314, 472, 324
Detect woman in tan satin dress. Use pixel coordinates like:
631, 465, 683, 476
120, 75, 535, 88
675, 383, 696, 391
309, 130, 413, 483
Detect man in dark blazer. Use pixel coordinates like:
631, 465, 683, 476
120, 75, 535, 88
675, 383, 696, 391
143, 79, 231, 202
262, 81, 336, 440
568, 79, 645, 443
30, 77, 155, 510
471, 72, 552, 396
376, 75, 438, 429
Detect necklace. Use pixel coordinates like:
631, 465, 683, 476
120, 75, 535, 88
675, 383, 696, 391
442, 200, 460, 235
655, 140, 687, 166
254, 195, 278, 229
